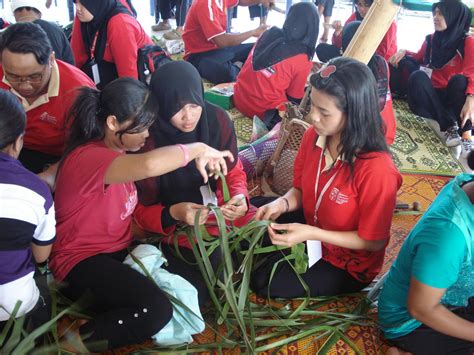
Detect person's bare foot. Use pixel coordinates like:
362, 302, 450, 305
386, 346, 413, 355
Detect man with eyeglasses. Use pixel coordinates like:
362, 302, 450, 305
0, 22, 94, 173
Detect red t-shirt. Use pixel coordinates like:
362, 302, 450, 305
332, 13, 398, 61
233, 47, 312, 119
381, 92, 395, 145
0, 60, 94, 157
71, 13, 153, 79
49, 142, 137, 281
183, 0, 239, 59
293, 128, 402, 283
407, 35, 474, 95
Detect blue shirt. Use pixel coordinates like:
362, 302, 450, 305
378, 174, 474, 339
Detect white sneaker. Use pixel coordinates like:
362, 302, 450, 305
461, 139, 473, 159
444, 126, 461, 147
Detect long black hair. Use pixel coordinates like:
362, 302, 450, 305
310, 57, 388, 174
0, 90, 26, 150
63, 78, 156, 160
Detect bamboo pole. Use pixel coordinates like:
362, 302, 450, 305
343, 0, 401, 64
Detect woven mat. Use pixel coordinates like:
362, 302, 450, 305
226, 108, 253, 147
391, 100, 464, 176
380, 173, 451, 276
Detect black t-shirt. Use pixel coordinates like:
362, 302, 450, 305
34, 19, 75, 65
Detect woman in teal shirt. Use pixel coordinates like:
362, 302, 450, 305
379, 152, 474, 355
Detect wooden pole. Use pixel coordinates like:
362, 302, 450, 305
343, 0, 401, 64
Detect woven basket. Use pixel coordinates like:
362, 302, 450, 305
263, 86, 312, 196
264, 118, 310, 195
238, 122, 281, 178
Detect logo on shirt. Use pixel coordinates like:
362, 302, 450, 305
329, 187, 349, 205
121, 188, 138, 220
39, 112, 58, 125
261, 66, 276, 78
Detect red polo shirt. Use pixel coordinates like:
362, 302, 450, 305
407, 35, 474, 95
293, 128, 402, 283
332, 12, 398, 61
0, 60, 94, 157
233, 46, 312, 119
71, 12, 153, 79
183, 0, 239, 59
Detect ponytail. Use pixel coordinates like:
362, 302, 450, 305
63, 86, 104, 160
63, 78, 157, 162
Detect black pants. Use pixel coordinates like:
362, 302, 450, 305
19, 148, 60, 174
249, 197, 369, 298
157, 0, 189, 26
390, 298, 474, 355
187, 43, 253, 84
315, 43, 341, 63
389, 56, 420, 98
249, 4, 268, 19
408, 71, 468, 132
64, 249, 173, 351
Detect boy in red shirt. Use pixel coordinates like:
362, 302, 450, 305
183, 0, 272, 84
0, 22, 94, 173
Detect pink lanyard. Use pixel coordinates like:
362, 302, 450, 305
313, 150, 342, 224
90, 31, 99, 60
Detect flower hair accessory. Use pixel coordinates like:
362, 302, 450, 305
318, 64, 337, 78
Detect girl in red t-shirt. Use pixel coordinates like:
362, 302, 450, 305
71, 0, 153, 89
49, 78, 233, 351
251, 57, 401, 299
389, 0, 473, 158
233, 2, 319, 129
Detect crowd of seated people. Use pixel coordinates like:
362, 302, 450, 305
0, 0, 472, 352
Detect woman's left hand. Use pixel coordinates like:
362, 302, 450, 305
268, 223, 316, 247
460, 96, 474, 129
220, 194, 248, 221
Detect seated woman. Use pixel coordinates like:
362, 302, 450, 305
49, 78, 233, 351
341, 21, 396, 145
71, 0, 153, 89
233, 2, 319, 129
315, 0, 398, 62
134, 61, 256, 304
389, 0, 473, 157
250, 57, 402, 298
378, 152, 474, 355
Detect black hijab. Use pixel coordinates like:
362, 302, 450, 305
252, 2, 319, 71
428, 0, 472, 68
138, 61, 238, 207
78, 0, 131, 63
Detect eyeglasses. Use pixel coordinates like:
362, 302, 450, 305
4, 65, 48, 84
